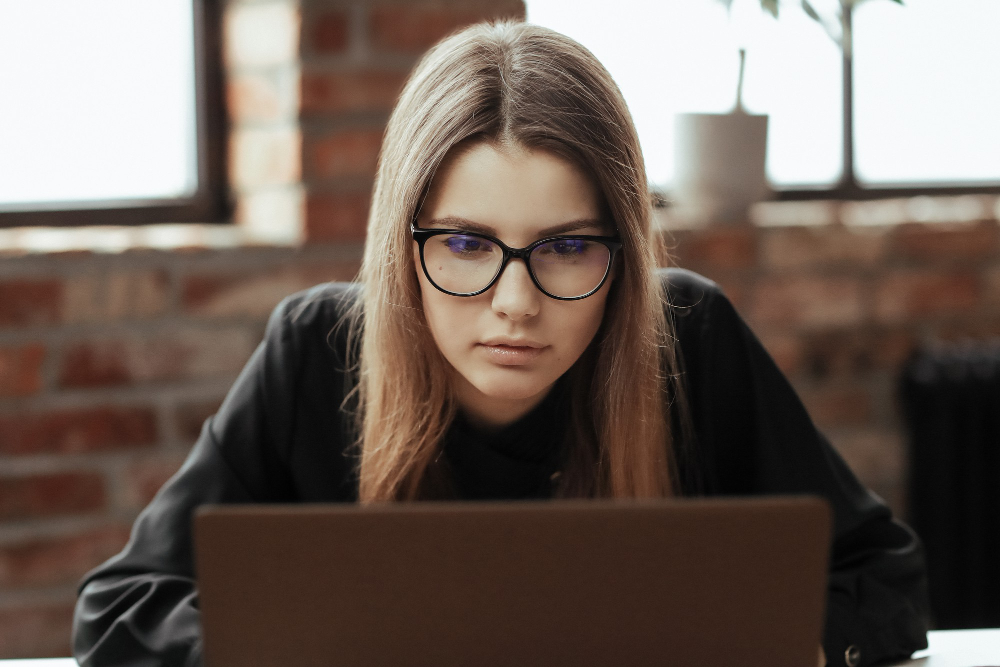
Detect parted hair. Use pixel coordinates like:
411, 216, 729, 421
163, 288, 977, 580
345, 20, 684, 501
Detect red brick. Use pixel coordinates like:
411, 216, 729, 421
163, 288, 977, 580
122, 454, 189, 511
59, 343, 129, 388
669, 228, 757, 272
0, 343, 45, 398
890, 220, 1000, 263
755, 332, 804, 376
0, 280, 62, 327
828, 430, 903, 488
0, 406, 157, 456
300, 69, 407, 116
309, 10, 349, 53
58, 329, 258, 389
175, 399, 223, 442
703, 276, 748, 313
798, 330, 916, 380
797, 384, 873, 429
306, 127, 383, 182
983, 265, 1000, 312
749, 276, 865, 329
182, 265, 359, 319
874, 271, 980, 324
0, 524, 131, 589
62, 270, 170, 324
305, 191, 372, 243
760, 225, 887, 270
370, 2, 525, 54
0, 600, 74, 659
0, 472, 106, 520
934, 316, 1000, 341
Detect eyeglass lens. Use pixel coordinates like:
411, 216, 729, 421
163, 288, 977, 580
422, 233, 611, 298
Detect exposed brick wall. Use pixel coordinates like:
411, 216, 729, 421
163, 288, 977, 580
297, 0, 524, 242
669, 217, 1000, 515
0, 245, 361, 657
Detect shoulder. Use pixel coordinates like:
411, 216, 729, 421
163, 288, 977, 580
250, 282, 365, 379
655, 267, 750, 371
656, 267, 723, 310
272, 281, 363, 330
265, 282, 362, 344
656, 267, 742, 330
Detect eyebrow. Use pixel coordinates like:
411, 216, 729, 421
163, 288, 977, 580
424, 216, 609, 237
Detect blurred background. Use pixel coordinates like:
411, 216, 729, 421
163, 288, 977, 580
0, 0, 997, 658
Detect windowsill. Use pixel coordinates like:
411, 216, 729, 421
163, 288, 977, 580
656, 194, 1000, 230
0, 222, 299, 257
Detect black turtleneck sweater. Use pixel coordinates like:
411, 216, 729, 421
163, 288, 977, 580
443, 374, 569, 500
72, 268, 930, 667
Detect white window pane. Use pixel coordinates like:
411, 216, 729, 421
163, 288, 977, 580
527, 0, 735, 187
0, 0, 198, 208
854, 0, 1000, 186
525, 0, 842, 189
740, 3, 843, 187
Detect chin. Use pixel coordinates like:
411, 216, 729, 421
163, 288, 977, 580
469, 370, 553, 403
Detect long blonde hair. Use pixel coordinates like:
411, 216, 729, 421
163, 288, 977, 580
346, 21, 684, 501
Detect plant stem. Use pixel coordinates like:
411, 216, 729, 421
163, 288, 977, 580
736, 48, 747, 113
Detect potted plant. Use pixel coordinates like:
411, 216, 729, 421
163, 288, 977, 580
670, 0, 902, 225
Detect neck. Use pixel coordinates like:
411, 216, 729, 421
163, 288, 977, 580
455, 380, 556, 431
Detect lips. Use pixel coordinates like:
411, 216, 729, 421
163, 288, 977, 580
477, 341, 546, 366
480, 337, 545, 348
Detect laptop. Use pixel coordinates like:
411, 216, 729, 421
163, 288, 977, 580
194, 497, 830, 667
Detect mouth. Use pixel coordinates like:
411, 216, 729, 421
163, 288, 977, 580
477, 342, 547, 366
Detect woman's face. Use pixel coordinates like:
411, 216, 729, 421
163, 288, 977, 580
414, 141, 615, 428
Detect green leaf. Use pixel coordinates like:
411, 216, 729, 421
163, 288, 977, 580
761, 0, 779, 17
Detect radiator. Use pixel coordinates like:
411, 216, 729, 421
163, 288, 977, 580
901, 341, 1000, 629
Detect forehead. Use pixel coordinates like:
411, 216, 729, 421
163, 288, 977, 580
419, 142, 608, 240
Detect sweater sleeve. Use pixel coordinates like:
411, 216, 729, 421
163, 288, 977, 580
665, 269, 931, 667
71, 288, 329, 667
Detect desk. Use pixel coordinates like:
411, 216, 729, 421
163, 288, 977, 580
900, 628, 1000, 666
1, 629, 996, 666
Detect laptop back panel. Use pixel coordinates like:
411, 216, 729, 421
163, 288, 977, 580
195, 498, 830, 667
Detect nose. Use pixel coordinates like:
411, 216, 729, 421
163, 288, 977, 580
490, 257, 541, 321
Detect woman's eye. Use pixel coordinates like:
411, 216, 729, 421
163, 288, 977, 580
550, 239, 586, 255
444, 235, 491, 254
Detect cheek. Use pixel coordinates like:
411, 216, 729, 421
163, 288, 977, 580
551, 296, 609, 357
419, 282, 472, 358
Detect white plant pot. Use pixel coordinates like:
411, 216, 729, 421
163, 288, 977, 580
672, 111, 770, 225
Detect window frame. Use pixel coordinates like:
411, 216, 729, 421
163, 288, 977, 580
0, 0, 230, 229
777, 5, 1000, 201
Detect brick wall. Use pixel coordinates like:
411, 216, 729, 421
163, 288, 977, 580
1, 0, 999, 659
670, 216, 1000, 515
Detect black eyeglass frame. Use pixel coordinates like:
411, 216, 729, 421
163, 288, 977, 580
410, 224, 623, 301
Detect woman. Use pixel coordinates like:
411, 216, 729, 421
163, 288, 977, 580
73, 21, 929, 667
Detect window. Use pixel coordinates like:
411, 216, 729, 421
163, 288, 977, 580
0, 0, 227, 228
526, 0, 1000, 199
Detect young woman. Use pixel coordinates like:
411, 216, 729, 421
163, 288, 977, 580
73, 21, 929, 667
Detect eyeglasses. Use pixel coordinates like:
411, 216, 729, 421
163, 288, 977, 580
410, 224, 622, 300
